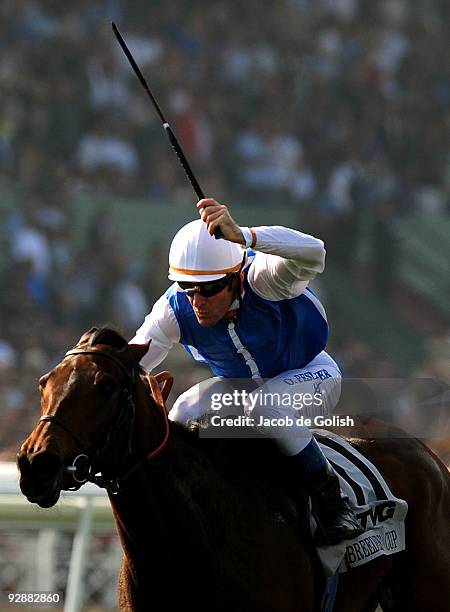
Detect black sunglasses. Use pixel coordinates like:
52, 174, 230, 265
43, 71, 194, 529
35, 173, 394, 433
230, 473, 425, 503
178, 275, 234, 297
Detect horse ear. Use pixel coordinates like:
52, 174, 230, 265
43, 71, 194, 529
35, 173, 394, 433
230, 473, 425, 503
120, 341, 151, 366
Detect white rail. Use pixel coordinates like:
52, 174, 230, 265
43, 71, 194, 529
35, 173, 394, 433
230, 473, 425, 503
0, 462, 115, 612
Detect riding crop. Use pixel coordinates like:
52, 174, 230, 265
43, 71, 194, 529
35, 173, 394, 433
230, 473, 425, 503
112, 22, 223, 239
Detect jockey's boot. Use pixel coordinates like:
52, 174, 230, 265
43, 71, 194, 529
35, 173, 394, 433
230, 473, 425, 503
291, 437, 364, 545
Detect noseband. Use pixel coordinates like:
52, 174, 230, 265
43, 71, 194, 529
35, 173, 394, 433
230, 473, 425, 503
39, 348, 170, 494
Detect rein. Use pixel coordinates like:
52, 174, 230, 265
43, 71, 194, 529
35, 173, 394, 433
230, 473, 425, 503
39, 348, 172, 494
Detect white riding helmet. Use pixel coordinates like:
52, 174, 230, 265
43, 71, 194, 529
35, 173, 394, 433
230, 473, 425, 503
168, 219, 245, 283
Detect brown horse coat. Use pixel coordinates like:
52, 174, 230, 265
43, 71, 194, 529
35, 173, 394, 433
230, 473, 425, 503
17, 329, 450, 611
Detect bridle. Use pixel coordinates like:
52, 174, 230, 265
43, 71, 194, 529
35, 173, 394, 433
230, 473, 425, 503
39, 348, 171, 495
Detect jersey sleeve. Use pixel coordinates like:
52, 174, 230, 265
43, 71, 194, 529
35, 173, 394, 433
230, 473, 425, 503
244, 226, 326, 300
130, 293, 180, 373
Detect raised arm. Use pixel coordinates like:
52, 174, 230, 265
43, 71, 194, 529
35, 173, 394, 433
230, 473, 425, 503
242, 226, 325, 300
197, 199, 326, 300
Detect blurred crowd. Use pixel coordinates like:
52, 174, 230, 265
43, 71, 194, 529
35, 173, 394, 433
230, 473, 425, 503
0, 0, 449, 458
1, 1, 449, 208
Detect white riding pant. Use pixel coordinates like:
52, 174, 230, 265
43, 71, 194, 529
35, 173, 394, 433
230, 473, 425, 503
169, 350, 342, 456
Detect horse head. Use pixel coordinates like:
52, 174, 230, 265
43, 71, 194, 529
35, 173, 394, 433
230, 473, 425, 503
17, 327, 153, 507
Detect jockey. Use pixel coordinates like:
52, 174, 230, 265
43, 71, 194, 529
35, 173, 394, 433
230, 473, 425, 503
132, 198, 363, 545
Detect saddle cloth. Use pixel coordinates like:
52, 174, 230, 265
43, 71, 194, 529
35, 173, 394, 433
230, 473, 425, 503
311, 429, 408, 577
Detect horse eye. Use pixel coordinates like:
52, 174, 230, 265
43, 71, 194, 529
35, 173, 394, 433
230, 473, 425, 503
96, 380, 116, 399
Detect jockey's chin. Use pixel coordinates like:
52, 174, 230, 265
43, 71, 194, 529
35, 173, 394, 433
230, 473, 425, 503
189, 288, 235, 327
193, 309, 225, 327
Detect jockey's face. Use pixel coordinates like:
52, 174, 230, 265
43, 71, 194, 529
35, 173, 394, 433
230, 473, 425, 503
187, 281, 236, 327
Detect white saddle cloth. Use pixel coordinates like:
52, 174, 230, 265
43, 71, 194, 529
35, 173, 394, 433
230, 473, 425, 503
311, 429, 408, 577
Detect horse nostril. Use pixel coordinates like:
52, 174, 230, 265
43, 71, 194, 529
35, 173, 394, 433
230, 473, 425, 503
30, 451, 62, 482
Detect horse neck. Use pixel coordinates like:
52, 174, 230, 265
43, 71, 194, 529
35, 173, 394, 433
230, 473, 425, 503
106, 384, 315, 608
127, 374, 167, 460
108, 377, 234, 577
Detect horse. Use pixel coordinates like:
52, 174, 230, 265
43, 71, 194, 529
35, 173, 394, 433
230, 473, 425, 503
17, 327, 450, 611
